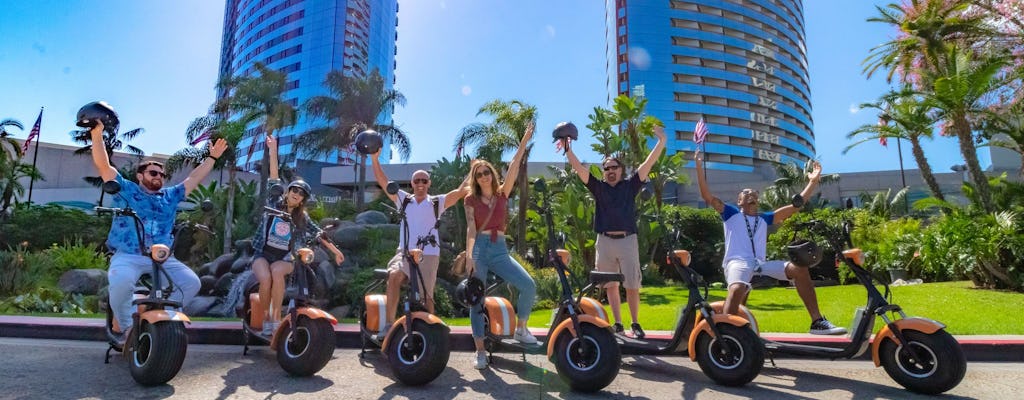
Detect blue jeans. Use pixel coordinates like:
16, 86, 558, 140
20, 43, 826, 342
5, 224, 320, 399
108, 252, 201, 332
470, 234, 536, 338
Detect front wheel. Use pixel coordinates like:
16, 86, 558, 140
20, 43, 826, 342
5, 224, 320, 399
385, 319, 450, 386
552, 322, 621, 392
879, 329, 966, 395
128, 321, 188, 386
276, 316, 336, 376
694, 323, 764, 386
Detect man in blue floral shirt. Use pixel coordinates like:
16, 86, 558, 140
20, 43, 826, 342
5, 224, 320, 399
88, 119, 228, 343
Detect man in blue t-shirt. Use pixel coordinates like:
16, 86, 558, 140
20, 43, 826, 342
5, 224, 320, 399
88, 119, 228, 343
562, 125, 666, 339
695, 150, 845, 335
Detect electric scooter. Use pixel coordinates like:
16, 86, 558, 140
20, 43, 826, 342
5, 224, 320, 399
238, 202, 338, 377
479, 178, 622, 393
98, 180, 208, 386
754, 218, 966, 395
356, 181, 450, 386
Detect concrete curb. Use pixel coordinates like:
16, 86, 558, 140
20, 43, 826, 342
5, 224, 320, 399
2, 316, 1021, 361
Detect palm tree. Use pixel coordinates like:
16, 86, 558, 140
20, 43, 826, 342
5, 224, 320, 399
293, 69, 410, 210
0, 156, 43, 214
70, 124, 144, 205
215, 62, 297, 197
453, 99, 537, 254
981, 99, 1024, 178
846, 89, 945, 200
761, 161, 840, 210
167, 115, 246, 254
0, 118, 24, 162
859, 187, 911, 218
923, 47, 1009, 212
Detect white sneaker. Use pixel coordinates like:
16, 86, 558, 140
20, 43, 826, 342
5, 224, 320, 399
375, 323, 392, 341
514, 327, 538, 345
474, 351, 489, 370
261, 321, 274, 336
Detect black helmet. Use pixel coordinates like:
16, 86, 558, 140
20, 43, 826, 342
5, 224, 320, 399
455, 277, 485, 307
76, 101, 119, 129
354, 129, 383, 155
287, 179, 312, 201
552, 121, 578, 141
787, 239, 822, 268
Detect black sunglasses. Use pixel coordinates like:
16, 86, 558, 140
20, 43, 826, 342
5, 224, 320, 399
289, 187, 307, 195
475, 169, 492, 178
145, 170, 167, 179
603, 165, 621, 171
413, 178, 430, 184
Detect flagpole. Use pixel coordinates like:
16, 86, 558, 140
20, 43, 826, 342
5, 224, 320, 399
26, 107, 43, 205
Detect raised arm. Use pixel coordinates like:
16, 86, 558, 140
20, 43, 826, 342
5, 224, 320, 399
267, 135, 279, 181
370, 149, 397, 203
499, 122, 535, 198
88, 121, 117, 182
562, 139, 590, 184
635, 125, 667, 181
695, 150, 725, 213
773, 161, 822, 223
443, 171, 472, 209
182, 138, 228, 196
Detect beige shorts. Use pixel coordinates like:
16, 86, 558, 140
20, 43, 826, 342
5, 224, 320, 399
595, 234, 642, 290
387, 252, 440, 296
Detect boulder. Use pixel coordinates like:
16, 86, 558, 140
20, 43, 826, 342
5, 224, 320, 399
58, 269, 108, 295
328, 305, 351, 320
230, 255, 252, 274
355, 210, 389, 225
184, 296, 219, 316
233, 239, 253, 253
197, 262, 213, 277
199, 275, 217, 296
332, 225, 367, 248
214, 272, 236, 296
316, 261, 336, 294
212, 254, 235, 277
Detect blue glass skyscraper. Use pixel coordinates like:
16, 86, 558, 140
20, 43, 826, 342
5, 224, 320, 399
218, 0, 399, 171
606, 0, 814, 173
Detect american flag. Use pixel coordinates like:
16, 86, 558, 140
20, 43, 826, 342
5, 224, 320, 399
22, 108, 42, 153
190, 129, 212, 146
693, 117, 709, 144
879, 136, 888, 147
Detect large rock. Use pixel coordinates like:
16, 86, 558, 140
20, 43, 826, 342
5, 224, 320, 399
197, 262, 213, 277
199, 275, 217, 296
185, 296, 219, 316
212, 254, 235, 277
230, 255, 252, 274
332, 225, 367, 248
316, 261, 336, 294
58, 269, 108, 295
355, 210, 389, 225
214, 272, 236, 296
328, 305, 351, 320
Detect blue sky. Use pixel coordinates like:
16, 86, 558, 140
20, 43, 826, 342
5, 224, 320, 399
0, 0, 971, 174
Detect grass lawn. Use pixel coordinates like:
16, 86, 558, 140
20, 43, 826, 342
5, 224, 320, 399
7, 281, 1023, 335
446, 281, 1024, 335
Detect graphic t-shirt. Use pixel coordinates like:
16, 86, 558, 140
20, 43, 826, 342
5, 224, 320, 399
265, 215, 292, 251
721, 204, 775, 263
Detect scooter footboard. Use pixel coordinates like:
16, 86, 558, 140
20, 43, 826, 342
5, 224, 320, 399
545, 315, 611, 359
687, 314, 752, 361
871, 317, 945, 367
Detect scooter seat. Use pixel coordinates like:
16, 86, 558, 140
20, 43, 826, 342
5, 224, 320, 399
589, 271, 623, 285
373, 269, 389, 279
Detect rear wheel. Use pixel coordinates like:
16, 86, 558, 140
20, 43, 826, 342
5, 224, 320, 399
879, 329, 966, 395
551, 322, 621, 392
128, 321, 188, 386
276, 316, 336, 376
694, 323, 763, 386
385, 319, 450, 386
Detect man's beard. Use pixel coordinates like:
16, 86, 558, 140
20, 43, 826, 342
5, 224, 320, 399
142, 179, 162, 192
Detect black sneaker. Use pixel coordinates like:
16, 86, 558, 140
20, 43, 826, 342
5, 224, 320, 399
809, 317, 847, 335
613, 323, 624, 334
631, 322, 646, 339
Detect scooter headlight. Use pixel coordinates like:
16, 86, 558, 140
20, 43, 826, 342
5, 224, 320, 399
409, 249, 423, 264
555, 249, 571, 266
150, 244, 170, 263
296, 248, 315, 264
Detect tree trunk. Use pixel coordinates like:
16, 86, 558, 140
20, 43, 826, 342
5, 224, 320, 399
954, 115, 993, 212
223, 168, 236, 255
908, 136, 945, 201
515, 148, 530, 256
357, 153, 367, 211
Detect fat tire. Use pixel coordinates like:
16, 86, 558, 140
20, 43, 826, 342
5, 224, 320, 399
128, 321, 188, 386
879, 329, 966, 395
694, 323, 763, 386
551, 322, 621, 392
385, 319, 450, 386
276, 317, 336, 376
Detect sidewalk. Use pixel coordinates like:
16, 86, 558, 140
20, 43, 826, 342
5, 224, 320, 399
2, 315, 1021, 361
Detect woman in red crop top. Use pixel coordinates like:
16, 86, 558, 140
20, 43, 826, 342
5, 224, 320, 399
463, 123, 537, 370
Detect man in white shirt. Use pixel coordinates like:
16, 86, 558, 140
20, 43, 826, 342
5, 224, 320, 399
695, 150, 845, 335
371, 150, 469, 336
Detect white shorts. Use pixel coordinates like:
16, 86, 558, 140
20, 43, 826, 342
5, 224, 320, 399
724, 258, 790, 287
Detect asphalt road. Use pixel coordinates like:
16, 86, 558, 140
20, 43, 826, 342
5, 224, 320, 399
0, 337, 1019, 399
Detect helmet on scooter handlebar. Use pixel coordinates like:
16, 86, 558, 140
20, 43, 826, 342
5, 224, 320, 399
787, 239, 822, 268
455, 276, 485, 307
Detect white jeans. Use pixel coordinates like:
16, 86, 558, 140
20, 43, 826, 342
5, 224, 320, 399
723, 258, 790, 287
108, 252, 200, 331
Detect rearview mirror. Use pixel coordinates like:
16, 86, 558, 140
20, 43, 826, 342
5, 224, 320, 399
201, 200, 214, 212
268, 183, 284, 198
791, 194, 805, 208
386, 181, 399, 195
101, 180, 121, 195
640, 185, 653, 201
533, 178, 547, 193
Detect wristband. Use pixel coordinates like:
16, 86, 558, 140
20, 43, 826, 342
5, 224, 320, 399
207, 155, 220, 162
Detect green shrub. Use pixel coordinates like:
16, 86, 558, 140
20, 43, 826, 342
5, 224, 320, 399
0, 204, 109, 251
0, 287, 92, 314
0, 245, 54, 296
432, 285, 454, 318
47, 239, 108, 273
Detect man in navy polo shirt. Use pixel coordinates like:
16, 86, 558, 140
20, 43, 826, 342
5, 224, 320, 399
88, 119, 228, 344
695, 150, 845, 335
562, 125, 666, 338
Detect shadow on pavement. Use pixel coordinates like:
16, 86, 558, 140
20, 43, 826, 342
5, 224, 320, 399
217, 349, 334, 399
